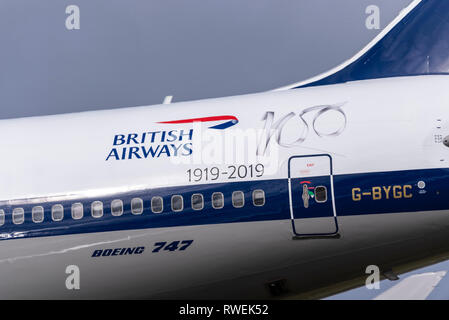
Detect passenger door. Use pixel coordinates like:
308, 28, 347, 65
288, 155, 339, 237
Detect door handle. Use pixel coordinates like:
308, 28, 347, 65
302, 184, 310, 208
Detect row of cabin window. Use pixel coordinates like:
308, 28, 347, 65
0, 190, 265, 226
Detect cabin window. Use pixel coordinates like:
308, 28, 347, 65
151, 197, 163, 214
171, 195, 183, 212
0, 209, 4, 226
252, 189, 265, 206
191, 194, 204, 211
315, 186, 328, 203
32, 206, 44, 223
91, 201, 103, 218
212, 192, 224, 209
111, 199, 123, 216
12, 208, 25, 224
71, 203, 83, 220
52, 204, 64, 221
232, 191, 245, 208
131, 198, 143, 215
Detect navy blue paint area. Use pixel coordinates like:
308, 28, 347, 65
0, 167, 448, 241
333, 168, 449, 215
290, 177, 334, 219
290, 175, 339, 237
294, 0, 449, 88
209, 120, 238, 130
0, 179, 289, 241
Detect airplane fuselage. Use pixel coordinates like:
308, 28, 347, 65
0, 75, 448, 298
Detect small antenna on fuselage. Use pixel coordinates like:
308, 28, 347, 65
163, 95, 173, 104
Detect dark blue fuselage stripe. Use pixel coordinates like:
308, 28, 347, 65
0, 168, 448, 241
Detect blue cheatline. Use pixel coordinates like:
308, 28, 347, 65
0, 167, 448, 241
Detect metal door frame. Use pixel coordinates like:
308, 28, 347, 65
288, 154, 339, 237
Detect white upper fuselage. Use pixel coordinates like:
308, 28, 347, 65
1, 75, 447, 203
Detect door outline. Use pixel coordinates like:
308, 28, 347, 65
288, 154, 339, 237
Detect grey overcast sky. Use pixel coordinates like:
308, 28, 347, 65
0, 0, 411, 119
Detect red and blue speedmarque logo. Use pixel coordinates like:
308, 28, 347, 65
158, 115, 239, 130
105, 115, 239, 161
